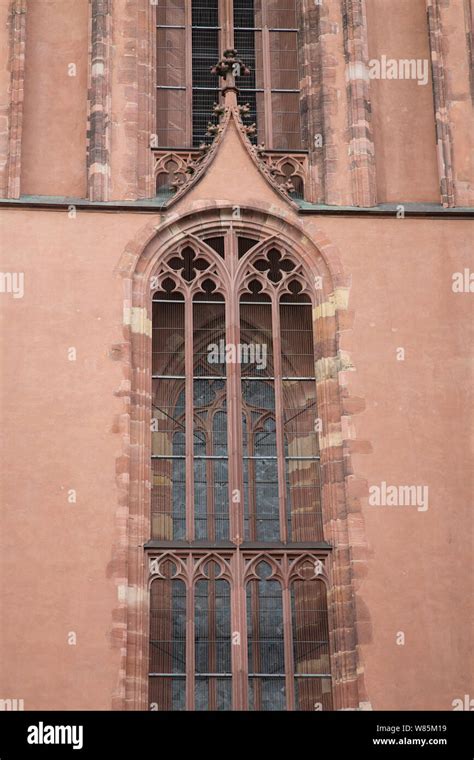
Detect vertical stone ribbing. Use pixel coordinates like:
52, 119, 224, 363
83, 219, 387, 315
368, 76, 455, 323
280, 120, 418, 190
426, 0, 456, 207
341, 0, 376, 207
465, 0, 474, 104
5, 0, 27, 199
137, 0, 154, 198
298, 0, 353, 205
298, 0, 325, 202
87, 0, 111, 201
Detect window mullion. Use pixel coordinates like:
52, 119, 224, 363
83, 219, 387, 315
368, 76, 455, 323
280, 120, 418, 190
186, 555, 195, 710
261, 4, 273, 148
248, 415, 257, 541
282, 559, 296, 710
271, 295, 288, 543
206, 423, 216, 542
231, 550, 248, 710
226, 231, 244, 544
185, 2, 193, 145
221, 0, 233, 50
185, 296, 195, 541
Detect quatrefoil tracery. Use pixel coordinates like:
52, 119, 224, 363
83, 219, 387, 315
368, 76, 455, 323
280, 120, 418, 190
151, 237, 312, 302
253, 248, 296, 283
168, 246, 211, 282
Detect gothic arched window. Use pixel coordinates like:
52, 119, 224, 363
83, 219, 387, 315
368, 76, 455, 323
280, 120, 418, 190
148, 228, 331, 710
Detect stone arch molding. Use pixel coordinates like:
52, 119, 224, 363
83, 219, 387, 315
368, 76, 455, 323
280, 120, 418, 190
114, 205, 371, 712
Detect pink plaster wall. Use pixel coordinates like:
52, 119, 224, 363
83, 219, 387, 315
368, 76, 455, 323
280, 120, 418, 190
0, 207, 471, 710
20, 0, 88, 197
366, 0, 440, 203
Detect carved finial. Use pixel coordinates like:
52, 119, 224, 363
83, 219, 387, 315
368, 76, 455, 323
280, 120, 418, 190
211, 49, 251, 106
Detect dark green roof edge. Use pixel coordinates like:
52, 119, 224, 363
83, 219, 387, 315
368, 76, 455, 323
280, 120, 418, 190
0, 195, 473, 217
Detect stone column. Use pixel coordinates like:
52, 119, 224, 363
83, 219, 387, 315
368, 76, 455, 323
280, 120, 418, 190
341, 0, 377, 207
87, 0, 111, 201
5, 0, 27, 199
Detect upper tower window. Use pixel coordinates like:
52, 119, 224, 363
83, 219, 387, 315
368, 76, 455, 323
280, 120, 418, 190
156, 0, 303, 149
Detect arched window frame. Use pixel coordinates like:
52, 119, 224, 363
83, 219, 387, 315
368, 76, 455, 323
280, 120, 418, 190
150, 228, 321, 545
146, 223, 335, 710
119, 208, 366, 712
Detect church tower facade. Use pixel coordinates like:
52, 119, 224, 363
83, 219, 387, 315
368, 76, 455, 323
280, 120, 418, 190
0, 0, 472, 712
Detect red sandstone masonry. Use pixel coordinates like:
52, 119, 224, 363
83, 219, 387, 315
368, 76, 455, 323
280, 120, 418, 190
87, 0, 112, 201
342, 0, 377, 207
5, 0, 27, 199
426, 0, 456, 207
136, 0, 154, 198
427, 0, 474, 206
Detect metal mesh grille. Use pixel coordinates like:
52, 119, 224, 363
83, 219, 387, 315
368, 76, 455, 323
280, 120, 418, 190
193, 301, 226, 376
149, 578, 187, 711
233, 0, 259, 29
247, 562, 286, 711
156, 0, 185, 27
239, 301, 273, 377
291, 579, 333, 711
271, 91, 301, 149
149, 240, 332, 710
192, 0, 219, 27
152, 299, 185, 376
270, 30, 299, 89
234, 3, 262, 144
193, 302, 229, 540
238, 236, 259, 258
192, 3, 220, 146
280, 302, 314, 377
266, 0, 297, 28
156, 0, 303, 150
202, 235, 225, 257
195, 571, 232, 710
156, 2, 186, 147
281, 302, 322, 541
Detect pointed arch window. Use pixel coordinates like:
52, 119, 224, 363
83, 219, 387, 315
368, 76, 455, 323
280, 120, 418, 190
148, 228, 331, 710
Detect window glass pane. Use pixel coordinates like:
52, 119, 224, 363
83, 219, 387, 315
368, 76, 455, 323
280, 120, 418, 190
242, 379, 279, 541
195, 571, 232, 710
192, 8, 220, 146
233, 0, 259, 29
156, 89, 187, 148
283, 380, 319, 458
291, 579, 333, 711
271, 91, 301, 149
239, 301, 273, 378
193, 379, 227, 455
192, 0, 219, 27
153, 300, 185, 376
294, 676, 333, 712
192, 28, 220, 88
285, 458, 323, 541
247, 562, 286, 710
194, 458, 229, 540
151, 376, 186, 540
234, 3, 263, 143
270, 31, 299, 89
157, 28, 185, 87
151, 456, 186, 540
244, 457, 279, 541
280, 302, 314, 377
193, 301, 226, 377
149, 578, 186, 711
266, 0, 297, 28
156, 0, 185, 27
152, 378, 185, 455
